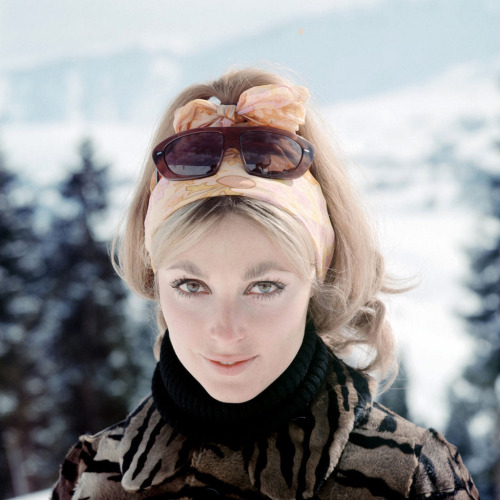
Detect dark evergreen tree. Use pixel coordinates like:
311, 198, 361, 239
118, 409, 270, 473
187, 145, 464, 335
0, 144, 44, 497
446, 170, 500, 500
34, 138, 153, 489
445, 386, 474, 464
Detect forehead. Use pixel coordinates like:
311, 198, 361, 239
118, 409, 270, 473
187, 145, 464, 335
165, 216, 288, 269
158, 216, 316, 287
153, 206, 315, 281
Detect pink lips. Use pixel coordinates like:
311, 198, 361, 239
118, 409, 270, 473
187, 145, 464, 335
203, 355, 256, 376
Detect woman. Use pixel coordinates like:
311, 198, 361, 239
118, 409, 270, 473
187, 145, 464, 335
52, 68, 479, 499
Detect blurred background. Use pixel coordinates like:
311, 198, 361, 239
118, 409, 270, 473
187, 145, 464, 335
0, 0, 499, 498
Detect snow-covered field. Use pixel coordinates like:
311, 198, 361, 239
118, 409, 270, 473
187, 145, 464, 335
329, 59, 500, 426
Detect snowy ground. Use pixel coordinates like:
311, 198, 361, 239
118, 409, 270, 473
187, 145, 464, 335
327, 59, 500, 426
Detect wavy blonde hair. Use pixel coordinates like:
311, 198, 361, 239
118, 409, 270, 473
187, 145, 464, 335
113, 66, 405, 380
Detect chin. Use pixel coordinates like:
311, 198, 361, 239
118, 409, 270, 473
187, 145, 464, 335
205, 385, 259, 404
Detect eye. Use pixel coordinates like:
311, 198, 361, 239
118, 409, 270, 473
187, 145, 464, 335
181, 281, 202, 293
170, 278, 208, 297
254, 282, 276, 294
246, 281, 286, 298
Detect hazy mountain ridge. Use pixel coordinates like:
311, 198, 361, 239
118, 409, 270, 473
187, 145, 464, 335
1, 0, 499, 125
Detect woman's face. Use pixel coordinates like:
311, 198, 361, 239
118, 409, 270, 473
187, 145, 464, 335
157, 215, 314, 403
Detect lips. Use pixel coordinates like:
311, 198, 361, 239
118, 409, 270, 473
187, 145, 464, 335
203, 355, 256, 376
207, 355, 254, 364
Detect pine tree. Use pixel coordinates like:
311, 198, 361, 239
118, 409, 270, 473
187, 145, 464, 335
447, 170, 500, 499
0, 145, 43, 497
34, 138, 152, 488
445, 386, 474, 463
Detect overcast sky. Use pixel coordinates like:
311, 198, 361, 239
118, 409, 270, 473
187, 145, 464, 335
0, 0, 384, 66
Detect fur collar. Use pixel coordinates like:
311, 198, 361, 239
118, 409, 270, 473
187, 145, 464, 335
111, 351, 375, 499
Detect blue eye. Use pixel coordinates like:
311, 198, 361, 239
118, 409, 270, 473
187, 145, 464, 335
181, 282, 202, 293
253, 283, 276, 294
247, 281, 286, 299
170, 278, 208, 298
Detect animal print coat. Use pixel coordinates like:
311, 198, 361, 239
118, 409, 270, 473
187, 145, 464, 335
52, 353, 479, 499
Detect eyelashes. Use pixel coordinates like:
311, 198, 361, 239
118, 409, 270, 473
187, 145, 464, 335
247, 280, 286, 300
169, 278, 208, 298
169, 277, 287, 300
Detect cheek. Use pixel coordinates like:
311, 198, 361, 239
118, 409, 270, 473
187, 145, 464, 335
159, 291, 204, 330
250, 295, 310, 360
158, 281, 193, 329
159, 294, 202, 359
251, 289, 310, 327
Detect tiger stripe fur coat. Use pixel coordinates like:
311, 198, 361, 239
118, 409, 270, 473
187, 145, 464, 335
52, 351, 479, 499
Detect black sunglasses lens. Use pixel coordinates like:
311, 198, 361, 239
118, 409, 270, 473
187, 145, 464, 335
164, 133, 224, 178
240, 131, 303, 177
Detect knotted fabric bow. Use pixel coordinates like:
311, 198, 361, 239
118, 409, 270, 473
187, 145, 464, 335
174, 84, 310, 132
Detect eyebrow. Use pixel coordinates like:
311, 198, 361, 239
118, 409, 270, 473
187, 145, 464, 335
242, 261, 291, 281
165, 261, 208, 279
165, 260, 290, 281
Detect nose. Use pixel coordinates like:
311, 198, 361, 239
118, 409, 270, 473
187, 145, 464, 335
209, 298, 245, 343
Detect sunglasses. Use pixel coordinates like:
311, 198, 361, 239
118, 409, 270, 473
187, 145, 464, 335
152, 126, 315, 181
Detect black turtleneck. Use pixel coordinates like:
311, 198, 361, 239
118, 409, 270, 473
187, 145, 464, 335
151, 322, 329, 445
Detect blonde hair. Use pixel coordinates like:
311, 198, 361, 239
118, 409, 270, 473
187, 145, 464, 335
112, 66, 405, 380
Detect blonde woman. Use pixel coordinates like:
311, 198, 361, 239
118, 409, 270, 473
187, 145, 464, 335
52, 68, 478, 499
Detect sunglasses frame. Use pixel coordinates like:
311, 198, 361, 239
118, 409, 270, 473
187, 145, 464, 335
152, 126, 315, 181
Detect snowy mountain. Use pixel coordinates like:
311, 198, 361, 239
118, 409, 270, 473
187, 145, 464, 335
1, 0, 499, 125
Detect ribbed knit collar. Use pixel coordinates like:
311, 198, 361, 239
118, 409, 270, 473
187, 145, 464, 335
151, 322, 329, 444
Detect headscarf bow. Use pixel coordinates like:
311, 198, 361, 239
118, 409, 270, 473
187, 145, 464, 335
174, 84, 310, 132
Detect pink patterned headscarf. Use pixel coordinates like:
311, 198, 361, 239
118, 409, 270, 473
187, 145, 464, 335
144, 84, 335, 280
173, 84, 309, 132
